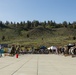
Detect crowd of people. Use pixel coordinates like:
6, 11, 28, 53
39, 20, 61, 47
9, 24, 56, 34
0, 43, 76, 58
48, 43, 76, 57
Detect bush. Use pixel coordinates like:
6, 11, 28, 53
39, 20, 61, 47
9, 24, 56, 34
73, 36, 76, 40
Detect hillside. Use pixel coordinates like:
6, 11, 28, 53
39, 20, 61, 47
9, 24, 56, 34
26, 27, 76, 38
0, 27, 76, 47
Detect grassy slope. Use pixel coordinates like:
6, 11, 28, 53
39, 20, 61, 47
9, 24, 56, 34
0, 27, 76, 47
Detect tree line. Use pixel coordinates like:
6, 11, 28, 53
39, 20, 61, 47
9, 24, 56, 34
0, 20, 76, 30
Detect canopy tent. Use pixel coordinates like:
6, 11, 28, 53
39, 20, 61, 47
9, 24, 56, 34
47, 46, 58, 53
40, 46, 47, 49
67, 43, 75, 47
0, 44, 8, 48
51, 46, 57, 50
48, 46, 57, 50
67, 43, 75, 50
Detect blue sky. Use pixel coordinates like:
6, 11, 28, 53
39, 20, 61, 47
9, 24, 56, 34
0, 0, 76, 23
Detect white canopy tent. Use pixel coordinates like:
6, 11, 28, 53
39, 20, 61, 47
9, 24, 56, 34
48, 46, 58, 53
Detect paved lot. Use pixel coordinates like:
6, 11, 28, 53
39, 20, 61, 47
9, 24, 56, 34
0, 54, 76, 75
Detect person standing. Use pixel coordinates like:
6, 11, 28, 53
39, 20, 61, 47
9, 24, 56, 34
10, 45, 16, 56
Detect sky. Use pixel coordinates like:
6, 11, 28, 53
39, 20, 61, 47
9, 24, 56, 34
0, 0, 76, 23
